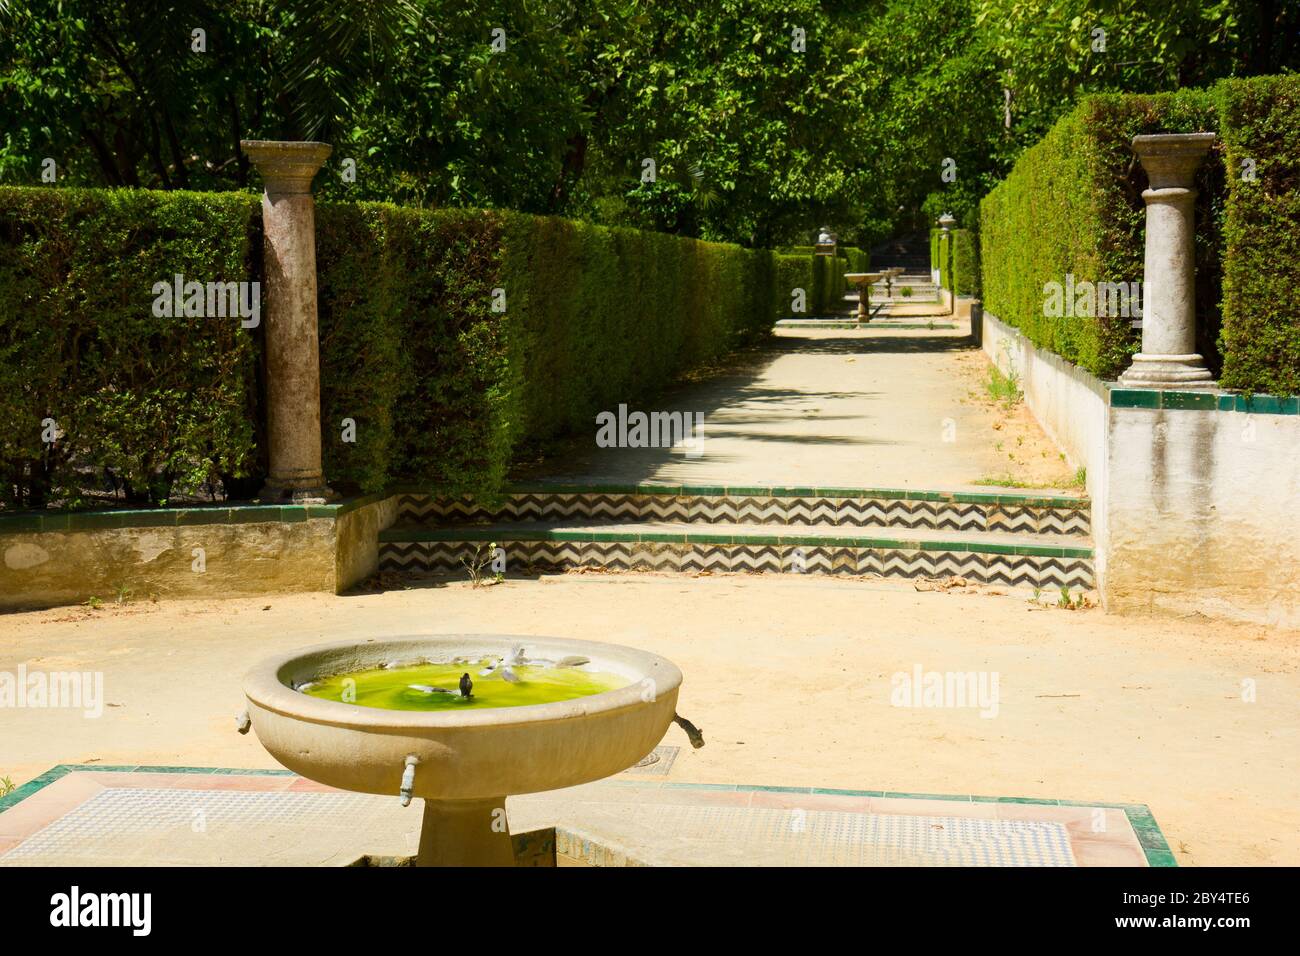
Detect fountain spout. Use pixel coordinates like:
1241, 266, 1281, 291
673, 712, 705, 749
399, 755, 419, 806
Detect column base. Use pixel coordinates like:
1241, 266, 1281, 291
257, 478, 337, 505
1117, 353, 1216, 389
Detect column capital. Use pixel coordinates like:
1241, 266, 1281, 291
240, 140, 332, 194
1131, 133, 1215, 190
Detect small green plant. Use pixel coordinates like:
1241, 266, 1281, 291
0, 776, 15, 797
1073, 466, 1087, 488
114, 582, 132, 605
986, 365, 1023, 409
900, 286, 913, 298
461, 542, 502, 587
84, 596, 103, 609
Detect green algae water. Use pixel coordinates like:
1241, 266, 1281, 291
301, 662, 629, 712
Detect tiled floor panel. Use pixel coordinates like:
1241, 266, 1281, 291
0, 768, 1168, 867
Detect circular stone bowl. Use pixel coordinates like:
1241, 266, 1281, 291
243, 635, 682, 864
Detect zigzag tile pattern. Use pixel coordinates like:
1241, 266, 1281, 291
394, 492, 1090, 536
380, 540, 1094, 589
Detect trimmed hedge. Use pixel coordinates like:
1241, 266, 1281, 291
979, 87, 1238, 383
498, 213, 775, 459
314, 203, 512, 494
773, 247, 868, 316
0, 186, 260, 508
931, 227, 977, 296
1218, 75, 1300, 396
1, 189, 783, 507
951, 229, 979, 297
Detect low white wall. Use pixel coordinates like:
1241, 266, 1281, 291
981, 312, 1111, 587
981, 310, 1300, 626
1106, 406, 1300, 626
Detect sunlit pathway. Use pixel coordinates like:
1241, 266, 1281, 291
524, 318, 1075, 493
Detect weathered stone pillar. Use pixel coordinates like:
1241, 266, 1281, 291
938, 212, 956, 315
1118, 133, 1216, 388
240, 140, 335, 502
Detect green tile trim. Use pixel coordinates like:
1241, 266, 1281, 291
1109, 389, 1162, 409
774, 321, 959, 330
0, 492, 388, 536
0, 764, 298, 815
381, 525, 1094, 558
1111, 387, 1298, 415
500, 484, 1091, 509
883, 791, 973, 801
1, 767, 1173, 866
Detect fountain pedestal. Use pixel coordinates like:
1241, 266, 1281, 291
844, 272, 887, 322
418, 797, 516, 867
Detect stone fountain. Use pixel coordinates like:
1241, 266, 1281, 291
240, 634, 686, 866
844, 271, 888, 322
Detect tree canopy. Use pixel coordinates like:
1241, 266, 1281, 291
1, 0, 1293, 246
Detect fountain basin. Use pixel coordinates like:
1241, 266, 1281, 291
242, 635, 683, 865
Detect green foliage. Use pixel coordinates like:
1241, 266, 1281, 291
1, 184, 782, 507
979, 89, 1220, 379
772, 249, 863, 316
1217, 74, 1300, 396
315, 203, 512, 495
0, 186, 259, 508
951, 228, 979, 297
982, 75, 1298, 395
2, 2, 1295, 246
931, 228, 951, 291
985, 364, 1022, 408
500, 212, 776, 448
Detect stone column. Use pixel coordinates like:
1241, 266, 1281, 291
938, 212, 956, 315
240, 140, 335, 502
1118, 133, 1216, 388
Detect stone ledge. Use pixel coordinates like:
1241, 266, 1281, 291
983, 310, 1298, 415
0, 493, 395, 611
0, 491, 388, 536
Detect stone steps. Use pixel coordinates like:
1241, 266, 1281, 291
776, 318, 957, 330
380, 486, 1094, 589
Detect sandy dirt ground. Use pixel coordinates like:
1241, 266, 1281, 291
2, 573, 1296, 866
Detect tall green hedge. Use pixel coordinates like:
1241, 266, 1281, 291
1217, 75, 1300, 396
773, 247, 867, 316
1, 189, 783, 508
951, 229, 979, 297
315, 203, 512, 495
0, 186, 260, 508
979, 87, 1235, 383
499, 213, 775, 456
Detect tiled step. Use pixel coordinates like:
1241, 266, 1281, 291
392, 486, 1091, 536
777, 319, 957, 330
379, 521, 1094, 589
